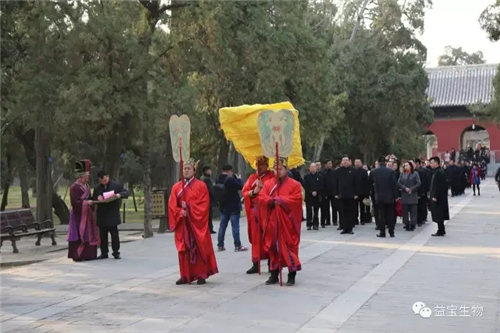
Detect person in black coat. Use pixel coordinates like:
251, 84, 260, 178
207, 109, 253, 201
303, 163, 323, 230
320, 159, 337, 227
92, 171, 129, 259
354, 159, 370, 225
414, 158, 430, 226
429, 156, 450, 236
334, 155, 358, 234
368, 157, 398, 238
200, 166, 217, 234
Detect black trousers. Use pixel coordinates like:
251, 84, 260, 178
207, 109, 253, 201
99, 226, 120, 256
356, 196, 371, 223
417, 196, 427, 224
321, 195, 337, 226
208, 207, 215, 232
473, 184, 480, 195
377, 203, 395, 234
339, 199, 356, 232
306, 200, 320, 228
436, 220, 446, 234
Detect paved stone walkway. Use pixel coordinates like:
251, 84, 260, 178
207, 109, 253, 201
1, 179, 499, 333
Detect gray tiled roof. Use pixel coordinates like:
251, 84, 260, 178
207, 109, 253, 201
426, 63, 498, 107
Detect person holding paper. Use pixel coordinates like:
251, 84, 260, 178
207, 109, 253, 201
67, 160, 100, 261
92, 171, 129, 259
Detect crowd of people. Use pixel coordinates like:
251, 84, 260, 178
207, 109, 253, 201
67, 150, 497, 287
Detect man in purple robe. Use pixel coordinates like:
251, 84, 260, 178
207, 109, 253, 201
67, 159, 100, 261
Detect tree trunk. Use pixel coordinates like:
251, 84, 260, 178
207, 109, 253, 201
217, 137, 230, 175
0, 153, 11, 211
104, 133, 124, 180
349, 0, 371, 44
142, 114, 154, 238
35, 127, 53, 223
158, 132, 176, 234
19, 166, 30, 208
15, 126, 69, 222
313, 134, 326, 162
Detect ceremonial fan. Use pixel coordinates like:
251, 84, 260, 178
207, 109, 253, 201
218, 102, 304, 169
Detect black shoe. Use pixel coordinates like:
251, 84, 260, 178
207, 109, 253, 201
210, 230, 217, 234
432, 233, 444, 237
246, 262, 259, 274
98, 254, 109, 259
266, 271, 279, 285
313, 226, 319, 230
286, 272, 296, 286
337, 226, 342, 230
375, 226, 380, 231
176, 278, 186, 285
404, 225, 409, 231
376, 233, 386, 238
307, 226, 312, 230
321, 224, 326, 228
417, 223, 422, 227
333, 222, 338, 226
389, 232, 395, 237
340, 230, 349, 234
197, 279, 206, 285
113, 253, 121, 260
361, 222, 365, 225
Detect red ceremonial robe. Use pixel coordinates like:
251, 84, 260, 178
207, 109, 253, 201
242, 170, 275, 263
259, 176, 303, 272
168, 178, 218, 283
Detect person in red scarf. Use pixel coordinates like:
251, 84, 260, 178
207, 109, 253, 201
242, 156, 275, 274
259, 157, 303, 286
67, 160, 100, 261
168, 158, 218, 285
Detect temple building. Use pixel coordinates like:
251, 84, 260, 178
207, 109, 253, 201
425, 63, 499, 166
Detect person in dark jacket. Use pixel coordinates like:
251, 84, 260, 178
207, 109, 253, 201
92, 171, 129, 259
290, 167, 305, 221
320, 159, 337, 227
414, 158, 430, 226
368, 157, 398, 238
200, 166, 217, 234
303, 163, 323, 230
445, 160, 460, 197
216, 164, 248, 252
334, 155, 358, 234
429, 156, 450, 236
354, 159, 370, 225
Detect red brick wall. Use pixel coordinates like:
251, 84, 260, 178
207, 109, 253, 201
428, 118, 500, 163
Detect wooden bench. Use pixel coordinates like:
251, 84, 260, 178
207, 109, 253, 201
0, 209, 57, 253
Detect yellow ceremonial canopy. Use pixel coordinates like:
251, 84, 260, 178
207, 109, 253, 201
219, 102, 305, 169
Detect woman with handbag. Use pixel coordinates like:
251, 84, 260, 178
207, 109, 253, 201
398, 161, 421, 231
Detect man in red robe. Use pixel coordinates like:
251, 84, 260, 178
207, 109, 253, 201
259, 157, 303, 286
242, 156, 275, 274
168, 158, 218, 285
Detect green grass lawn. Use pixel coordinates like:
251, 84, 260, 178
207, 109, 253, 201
2, 186, 246, 224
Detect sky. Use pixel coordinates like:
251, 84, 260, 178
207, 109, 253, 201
420, 0, 499, 68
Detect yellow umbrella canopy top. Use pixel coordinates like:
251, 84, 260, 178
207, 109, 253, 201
219, 101, 305, 170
